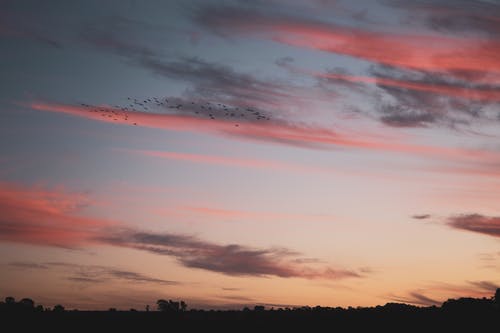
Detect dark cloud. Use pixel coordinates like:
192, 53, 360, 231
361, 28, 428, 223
67, 276, 105, 284
314, 62, 500, 128
388, 0, 500, 37
448, 214, 500, 238
98, 230, 363, 280
0, 23, 62, 48
216, 295, 254, 302
275, 56, 295, 68
106, 269, 178, 285
189, 2, 500, 129
368, 65, 497, 128
0, 181, 364, 281
0, 3, 62, 48
467, 280, 499, 292
8, 261, 178, 286
411, 214, 431, 220
8, 262, 49, 269
389, 291, 441, 306
389, 279, 500, 307
81, 27, 301, 116
379, 105, 438, 127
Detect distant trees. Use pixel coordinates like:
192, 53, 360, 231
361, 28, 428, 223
156, 299, 187, 312
53, 304, 65, 312
253, 305, 265, 312
19, 298, 35, 309
0, 297, 47, 312
1, 288, 499, 319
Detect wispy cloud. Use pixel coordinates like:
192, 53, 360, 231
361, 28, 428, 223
125, 149, 320, 174
289, 56, 499, 128
0, 181, 362, 281
0, 181, 114, 248
389, 291, 441, 306
390, 0, 500, 38
323, 71, 500, 102
178, 205, 335, 223
8, 261, 178, 286
193, 5, 500, 82
411, 214, 431, 220
8, 262, 49, 270
467, 280, 499, 292
0, 5, 62, 48
81, 28, 336, 115
191, 3, 500, 129
30, 101, 491, 159
388, 279, 500, 306
99, 230, 362, 280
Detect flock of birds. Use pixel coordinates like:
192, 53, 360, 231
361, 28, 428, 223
79, 96, 272, 127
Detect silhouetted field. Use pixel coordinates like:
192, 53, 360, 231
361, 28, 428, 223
2, 291, 499, 331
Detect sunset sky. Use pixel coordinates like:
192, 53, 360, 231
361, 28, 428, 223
1, 0, 499, 310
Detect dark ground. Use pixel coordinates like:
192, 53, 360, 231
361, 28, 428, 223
2, 291, 499, 332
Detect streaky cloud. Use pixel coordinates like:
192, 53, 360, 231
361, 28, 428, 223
412, 214, 431, 220
9, 261, 178, 286
193, 4, 500, 82
99, 230, 362, 280
0, 181, 362, 281
29, 101, 491, 159
448, 214, 500, 238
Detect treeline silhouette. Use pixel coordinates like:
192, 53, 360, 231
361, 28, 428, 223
1, 290, 499, 331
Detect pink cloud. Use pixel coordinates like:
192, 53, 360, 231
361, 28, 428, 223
0, 182, 115, 247
448, 214, 500, 238
125, 149, 323, 174
29, 101, 489, 159
0, 180, 362, 280
198, 10, 500, 83
309, 70, 500, 102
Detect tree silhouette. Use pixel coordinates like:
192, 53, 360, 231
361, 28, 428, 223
19, 298, 35, 309
53, 304, 65, 312
180, 301, 187, 312
156, 299, 185, 312
495, 288, 500, 308
169, 300, 180, 312
2, 289, 500, 330
156, 299, 169, 312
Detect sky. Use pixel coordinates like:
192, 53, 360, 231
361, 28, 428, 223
1, 0, 500, 310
